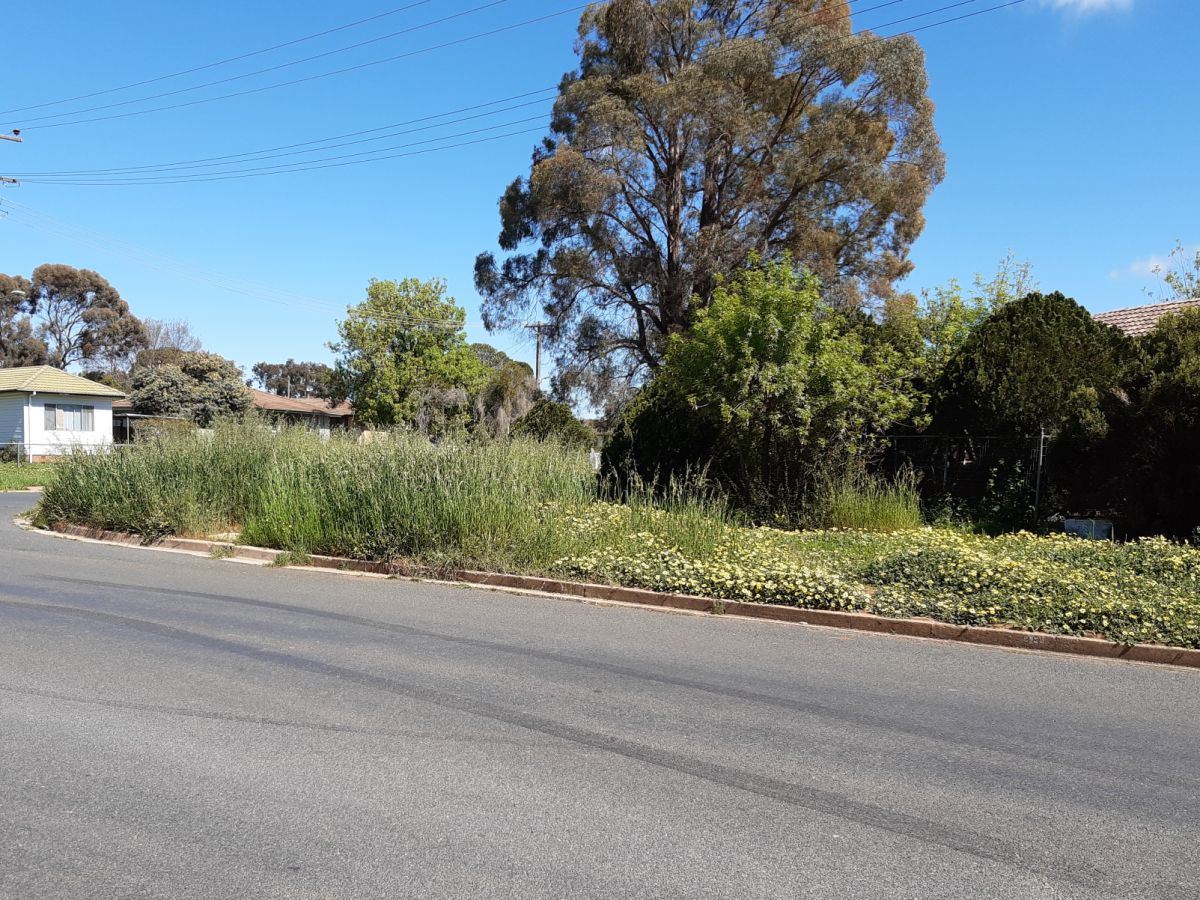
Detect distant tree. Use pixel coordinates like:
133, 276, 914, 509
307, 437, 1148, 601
476, 0, 944, 404
329, 278, 487, 429
252, 359, 332, 398
512, 397, 594, 448
144, 318, 202, 352
130, 351, 252, 426
0, 273, 49, 367
604, 259, 918, 512
81, 371, 124, 390
929, 291, 1132, 438
23, 264, 147, 369
470, 343, 537, 436
1143, 240, 1200, 301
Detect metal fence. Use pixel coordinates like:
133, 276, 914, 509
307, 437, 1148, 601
879, 431, 1050, 524
0, 441, 126, 464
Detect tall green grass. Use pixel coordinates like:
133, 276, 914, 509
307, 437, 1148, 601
803, 469, 924, 532
36, 423, 730, 572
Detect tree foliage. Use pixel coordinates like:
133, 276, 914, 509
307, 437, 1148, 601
19, 264, 148, 370
476, 0, 943, 404
130, 351, 252, 427
604, 259, 919, 513
471, 343, 538, 437
329, 278, 487, 429
1090, 309, 1200, 537
1144, 240, 1200, 301
512, 397, 595, 447
252, 359, 332, 398
0, 273, 48, 367
929, 291, 1132, 439
144, 318, 202, 353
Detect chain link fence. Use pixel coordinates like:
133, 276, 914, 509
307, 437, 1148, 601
879, 432, 1050, 528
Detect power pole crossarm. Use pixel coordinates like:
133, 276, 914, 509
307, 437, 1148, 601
0, 131, 22, 143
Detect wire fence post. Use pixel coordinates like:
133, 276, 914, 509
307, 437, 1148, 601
1032, 425, 1047, 528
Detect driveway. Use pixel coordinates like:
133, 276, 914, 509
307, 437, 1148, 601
0, 492, 1197, 899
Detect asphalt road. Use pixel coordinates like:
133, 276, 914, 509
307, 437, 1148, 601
1, 493, 1198, 900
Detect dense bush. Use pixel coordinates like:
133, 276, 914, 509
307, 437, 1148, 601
1092, 308, 1200, 538
919, 291, 1134, 528
929, 291, 1132, 437
604, 260, 919, 518
511, 397, 595, 447
130, 351, 252, 427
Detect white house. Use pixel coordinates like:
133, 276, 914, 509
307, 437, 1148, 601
0, 366, 125, 461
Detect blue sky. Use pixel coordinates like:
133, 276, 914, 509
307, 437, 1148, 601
1, 0, 1192, 381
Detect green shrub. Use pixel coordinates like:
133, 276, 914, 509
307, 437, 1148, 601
511, 397, 594, 448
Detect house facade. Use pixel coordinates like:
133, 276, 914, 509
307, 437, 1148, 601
250, 389, 354, 438
0, 367, 125, 461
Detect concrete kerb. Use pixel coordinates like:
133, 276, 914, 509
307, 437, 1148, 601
28, 520, 1200, 671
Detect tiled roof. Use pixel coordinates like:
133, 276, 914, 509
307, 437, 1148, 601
0, 365, 125, 397
249, 388, 353, 418
1094, 298, 1200, 338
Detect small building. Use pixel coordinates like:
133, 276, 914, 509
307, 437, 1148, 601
113, 389, 354, 440
1094, 298, 1200, 337
0, 366, 124, 461
249, 389, 354, 438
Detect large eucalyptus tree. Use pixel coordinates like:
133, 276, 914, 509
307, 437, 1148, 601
475, 0, 944, 404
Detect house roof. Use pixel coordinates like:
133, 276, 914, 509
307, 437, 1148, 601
114, 389, 353, 418
0, 366, 125, 398
249, 388, 353, 418
1094, 298, 1200, 338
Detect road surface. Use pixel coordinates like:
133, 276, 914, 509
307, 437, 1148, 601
0, 492, 1197, 899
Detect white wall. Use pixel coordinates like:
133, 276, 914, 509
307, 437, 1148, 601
0, 394, 24, 452
23, 393, 115, 457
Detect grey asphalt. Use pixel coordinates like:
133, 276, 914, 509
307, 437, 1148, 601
1, 494, 1198, 900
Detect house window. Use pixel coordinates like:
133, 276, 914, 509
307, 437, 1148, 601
43, 404, 95, 432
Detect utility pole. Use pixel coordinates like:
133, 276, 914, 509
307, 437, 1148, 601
1, 130, 21, 190
526, 323, 549, 390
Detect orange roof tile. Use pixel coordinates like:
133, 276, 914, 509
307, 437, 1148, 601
1094, 298, 1200, 338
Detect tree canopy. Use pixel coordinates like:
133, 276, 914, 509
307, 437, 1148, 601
471, 343, 538, 437
252, 360, 332, 398
329, 278, 487, 429
929, 291, 1132, 439
1, 266, 148, 371
130, 351, 252, 427
0, 273, 48, 367
1096, 309, 1200, 537
476, 0, 943, 405
512, 397, 595, 448
605, 258, 919, 512
24, 264, 147, 370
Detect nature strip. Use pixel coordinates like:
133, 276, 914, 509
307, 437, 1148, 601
44, 521, 1200, 671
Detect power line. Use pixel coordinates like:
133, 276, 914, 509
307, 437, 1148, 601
6, 0, 914, 132
15, 124, 547, 185
11, 0, 1026, 186
0, 1, 441, 117
9, 0, 515, 128
11, 88, 557, 177
9, 4, 591, 132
